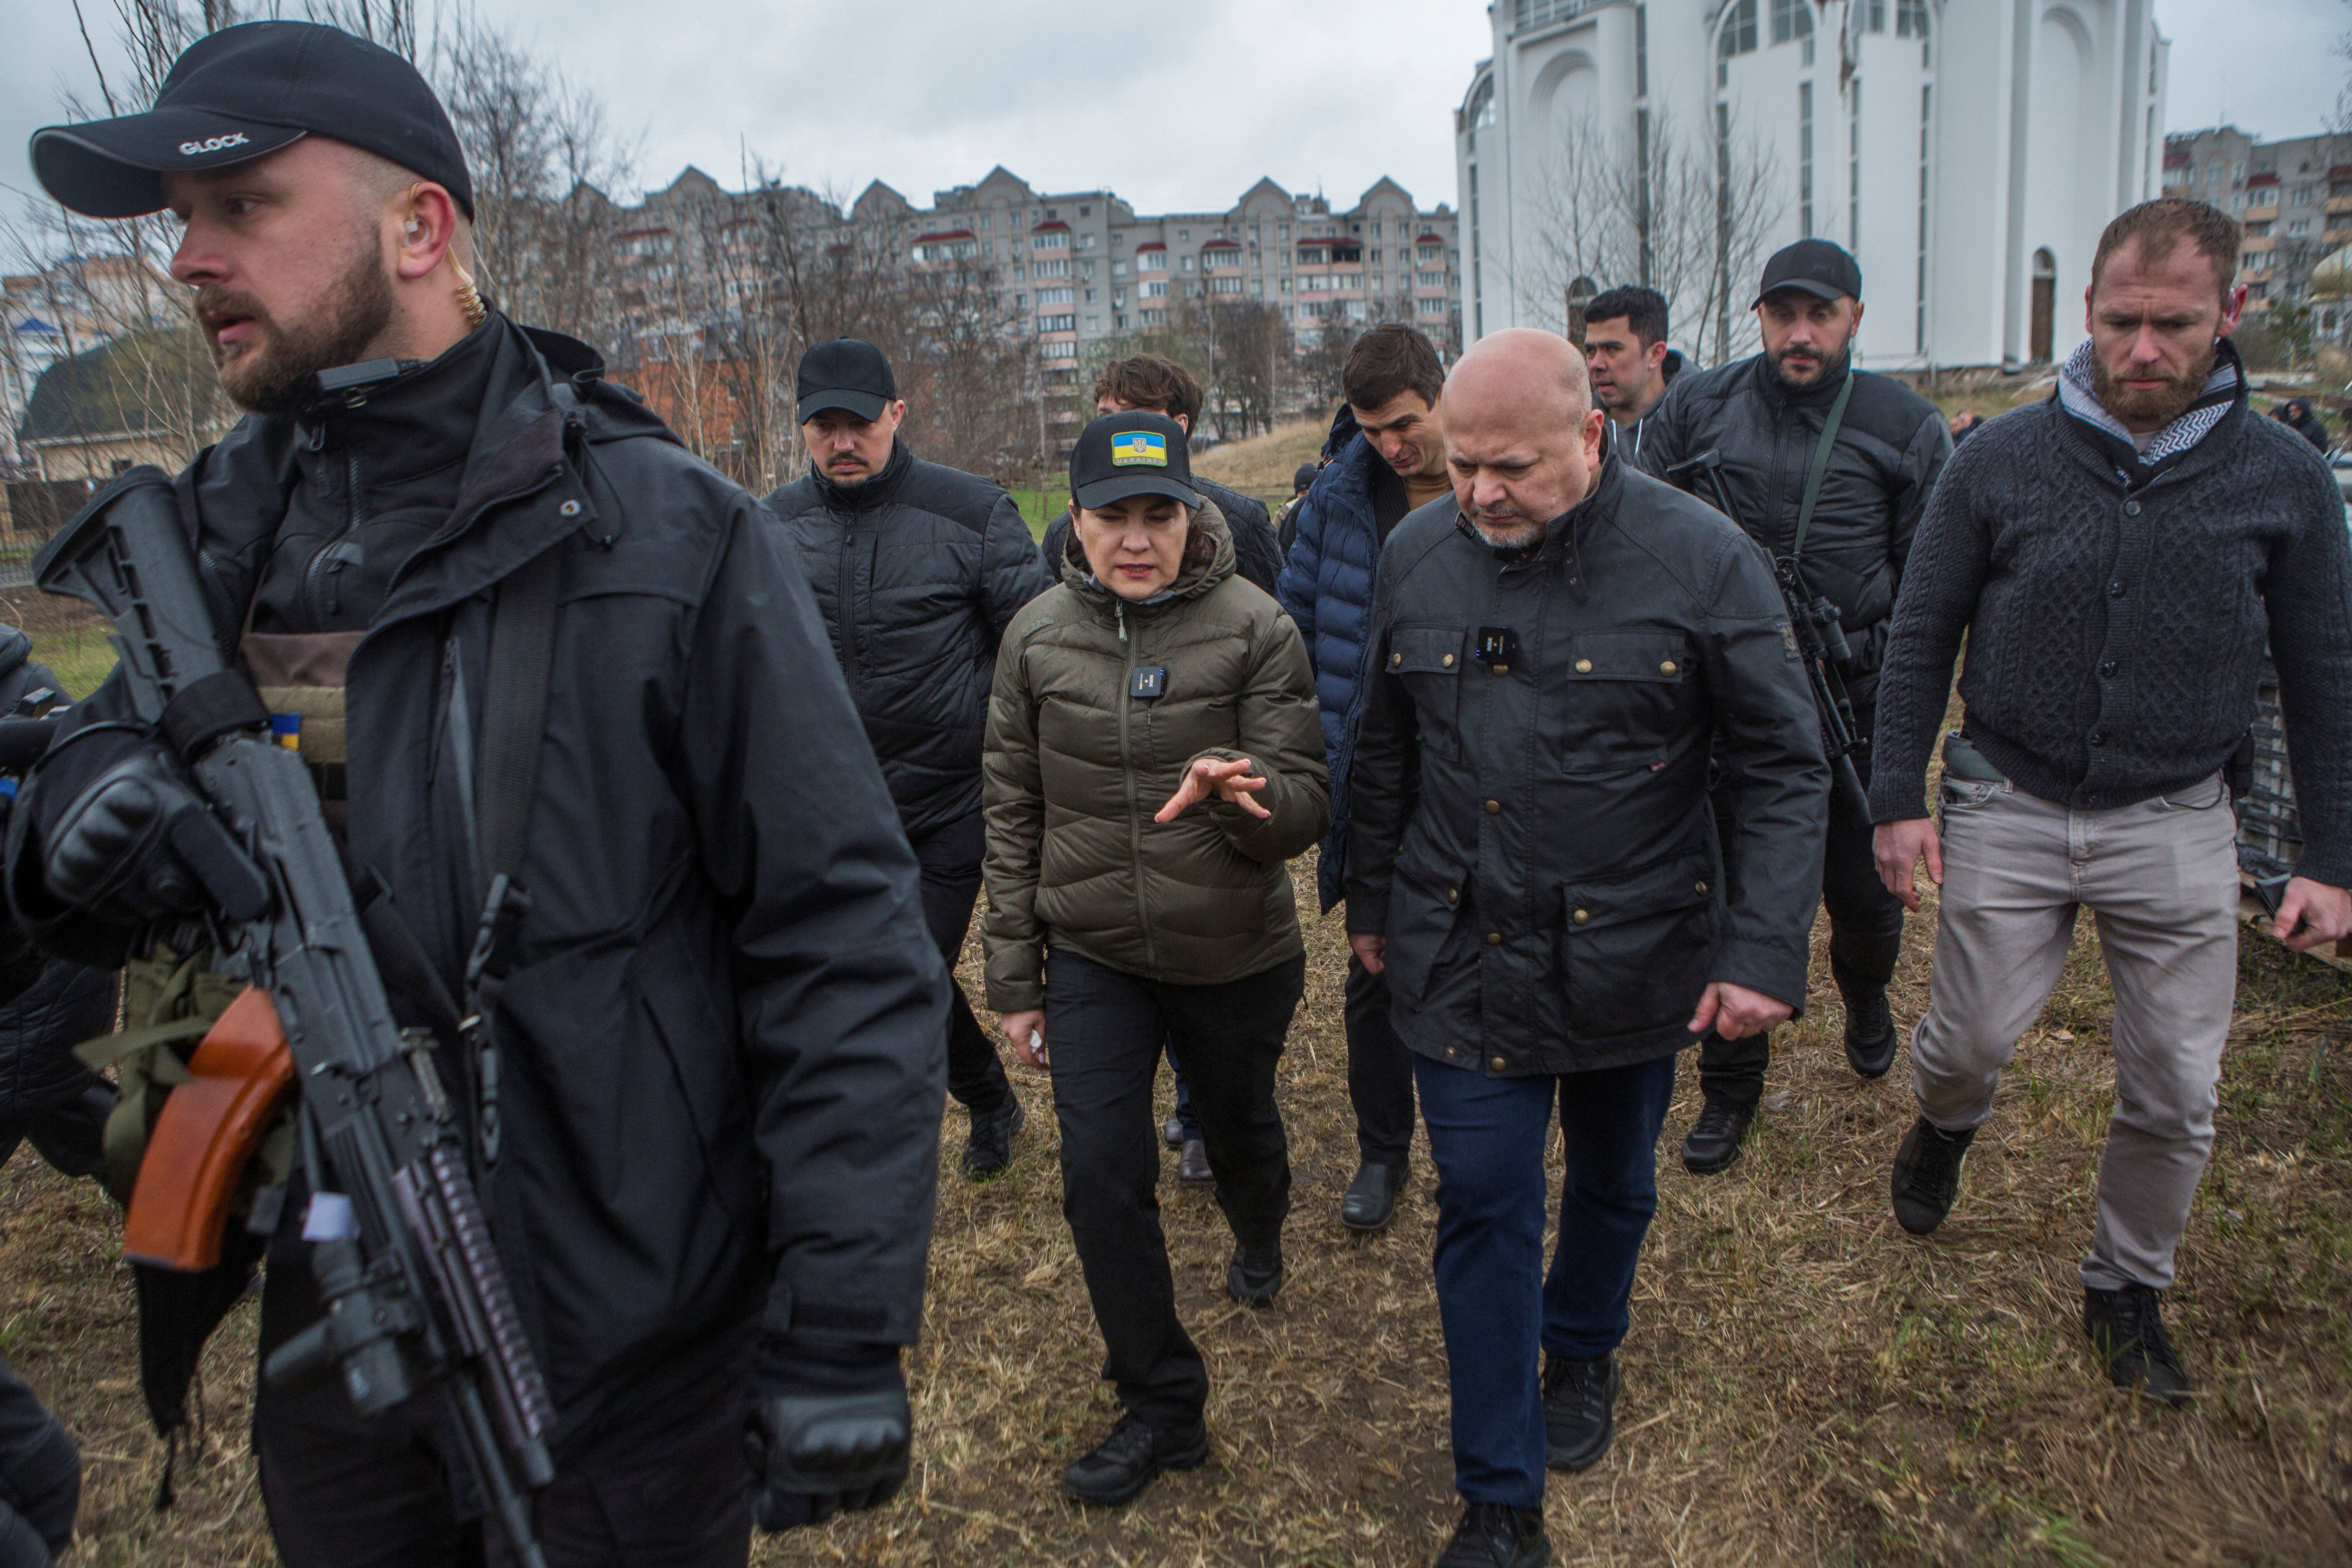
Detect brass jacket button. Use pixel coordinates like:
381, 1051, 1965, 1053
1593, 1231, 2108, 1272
1660, 659, 1678, 676
1572, 908, 1590, 925
1574, 658, 1593, 673
1447, 888, 1460, 905
1484, 798, 1502, 814
1489, 1056, 1507, 1071
1485, 931, 1502, 946
1389, 652, 1403, 668
1441, 653, 1456, 667
1695, 880, 1709, 895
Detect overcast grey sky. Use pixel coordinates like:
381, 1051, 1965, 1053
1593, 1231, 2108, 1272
0, 1, 2342, 224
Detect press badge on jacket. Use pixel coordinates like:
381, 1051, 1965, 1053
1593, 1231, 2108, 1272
1130, 666, 1168, 700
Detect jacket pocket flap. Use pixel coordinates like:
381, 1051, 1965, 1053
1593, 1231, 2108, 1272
1563, 628, 1691, 682
1563, 851, 1716, 932
1386, 625, 1466, 675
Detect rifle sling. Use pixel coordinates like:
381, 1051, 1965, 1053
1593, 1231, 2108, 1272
1789, 369, 1854, 562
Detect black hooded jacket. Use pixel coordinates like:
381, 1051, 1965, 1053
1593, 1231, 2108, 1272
764, 442, 1052, 842
6, 318, 948, 1446
0, 627, 116, 1177
1635, 354, 1952, 702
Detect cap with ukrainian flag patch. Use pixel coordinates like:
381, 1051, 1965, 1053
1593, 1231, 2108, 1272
1071, 409, 1203, 511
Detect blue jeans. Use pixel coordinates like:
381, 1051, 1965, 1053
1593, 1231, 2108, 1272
1414, 1051, 1678, 1508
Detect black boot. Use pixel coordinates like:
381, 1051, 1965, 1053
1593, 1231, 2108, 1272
1432, 1501, 1551, 1567
1679, 1099, 1754, 1175
1541, 1352, 1620, 1472
1888, 1115, 1974, 1234
1227, 1240, 1284, 1307
962, 1096, 1025, 1179
1831, 953, 1899, 1079
2083, 1285, 2194, 1406
1340, 1161, 1407, 1231
1062, 1412, 1210, 1506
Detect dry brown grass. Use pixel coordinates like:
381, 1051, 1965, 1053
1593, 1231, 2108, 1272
3, 693, 2348, 1565
1196, 421, 1330, 509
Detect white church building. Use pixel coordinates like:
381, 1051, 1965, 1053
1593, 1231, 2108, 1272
1456, 0, 2171, 371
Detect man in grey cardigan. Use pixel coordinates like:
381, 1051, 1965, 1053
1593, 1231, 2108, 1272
1870, 198, 2352, 1406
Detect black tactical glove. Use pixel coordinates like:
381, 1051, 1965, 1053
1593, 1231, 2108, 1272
744, 1340, 910, 1531
25, 726, 267, 928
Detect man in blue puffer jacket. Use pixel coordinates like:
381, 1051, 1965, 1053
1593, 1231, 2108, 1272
1276, 324, 1454, 1233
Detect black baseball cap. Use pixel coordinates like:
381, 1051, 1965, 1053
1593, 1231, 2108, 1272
1293, 464, 1319, 490
796, 339, 897, 423
1070, 411, 1202, 510
1753, 238, 1862, 307
30, 21, 473, 220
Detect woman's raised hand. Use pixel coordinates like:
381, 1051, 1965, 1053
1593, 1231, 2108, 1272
1155, 755, 1271, 823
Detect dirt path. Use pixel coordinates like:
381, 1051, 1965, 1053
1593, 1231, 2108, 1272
4, 856, 2347, 1566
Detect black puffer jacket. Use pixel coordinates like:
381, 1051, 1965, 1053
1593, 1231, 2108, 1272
0, 629, 116, 1180
765, 441, 1052, 841
1347, 456, 1829, 1075
1038, 473, 1284, 596
8, 319, 948, 1446
1636, 356, 1951, 700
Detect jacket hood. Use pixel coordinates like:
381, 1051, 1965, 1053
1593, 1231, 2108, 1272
1059, 497, 1237, 606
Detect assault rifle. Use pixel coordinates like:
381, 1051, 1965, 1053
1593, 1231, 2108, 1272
1663, 448, 1870, 815
36, 468, 557, 1568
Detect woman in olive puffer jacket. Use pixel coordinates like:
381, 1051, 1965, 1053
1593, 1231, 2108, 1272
981, 411, 1327, 1508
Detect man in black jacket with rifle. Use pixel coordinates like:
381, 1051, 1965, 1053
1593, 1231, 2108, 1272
1640, 240, 1951, 1174
11, 22, 945, 1565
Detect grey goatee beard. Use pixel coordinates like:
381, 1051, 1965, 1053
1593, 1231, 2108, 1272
202, 233, 396, 416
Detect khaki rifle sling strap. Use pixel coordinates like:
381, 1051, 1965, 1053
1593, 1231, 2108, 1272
1788, 369, 1855, 562
463, 539, 565, 1169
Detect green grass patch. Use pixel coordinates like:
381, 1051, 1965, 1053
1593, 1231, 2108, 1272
30, 624, 118, 701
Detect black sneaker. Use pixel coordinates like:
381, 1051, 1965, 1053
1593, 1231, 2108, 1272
1541, 1352, 1619, 1472
1061, 1411, 1210, 1506
1432, 1500, 1551, 1567
1842, 989, 1898, 1078
1340, 1161, 1407, 1231
1678, 1099, 1753, 1175
1888, 1116, 1974, 1235
1227, 1240, 1284, 1307
962, 1097, 1025, 1179
2083, 1286, 2194, 1407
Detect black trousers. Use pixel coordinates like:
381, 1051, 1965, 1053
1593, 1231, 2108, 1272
253, 1239, 753, 1568
1698, 700, 1906, 1110
1045, 948, 1301, 1431
0, 1084, 110, 1182
1344, 954, 1417, 1168
0, 1353, 78, 1568
911, 813, 1013, 1117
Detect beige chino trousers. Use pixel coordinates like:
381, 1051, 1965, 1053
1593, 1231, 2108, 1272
1910, 770, 2240, 1291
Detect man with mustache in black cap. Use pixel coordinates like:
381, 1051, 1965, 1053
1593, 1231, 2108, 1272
1639, 239, 1951, 1176
16, 21, 946, 1565
764, 340, 1052, 1180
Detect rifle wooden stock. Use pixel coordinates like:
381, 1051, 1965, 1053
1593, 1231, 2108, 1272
123, 987, 294, 1273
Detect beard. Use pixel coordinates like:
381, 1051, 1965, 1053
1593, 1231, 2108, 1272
200, 236, 396, 416
1765, 340, 1851, 389
2090, 340, 2218, 431
1468, 513, 1549, 551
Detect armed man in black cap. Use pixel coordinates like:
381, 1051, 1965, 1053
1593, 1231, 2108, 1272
764, 340, 1052, 1179
15, 22, 946, 1565
1638, 239, 1951, 1175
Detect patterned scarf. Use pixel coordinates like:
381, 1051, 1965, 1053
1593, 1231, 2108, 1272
2055, 336, 2239, 472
